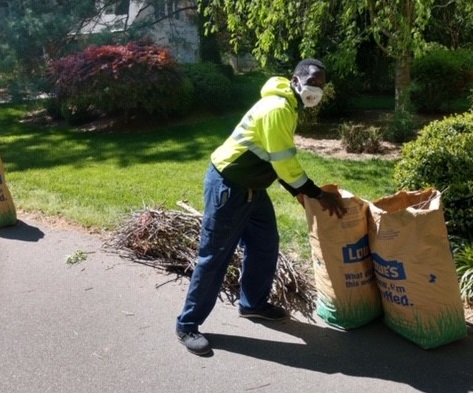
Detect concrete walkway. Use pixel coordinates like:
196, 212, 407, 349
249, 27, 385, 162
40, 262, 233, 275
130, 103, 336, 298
1, 215, 472, 393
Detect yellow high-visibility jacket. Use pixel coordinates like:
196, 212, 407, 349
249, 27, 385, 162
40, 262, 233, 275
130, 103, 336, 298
211, 76, 321, 197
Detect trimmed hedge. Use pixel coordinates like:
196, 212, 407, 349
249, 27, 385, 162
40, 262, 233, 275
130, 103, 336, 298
394, 111, 473, 238
181, 62, 232, 114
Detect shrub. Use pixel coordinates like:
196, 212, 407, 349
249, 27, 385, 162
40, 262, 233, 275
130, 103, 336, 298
181, 62, 232, 114
338, 122, 383, 154
394, 111, 473, 238
412, 48, 473, 113
48, 40, 190, 122
384, 107, 417, 143
382, 87, 418, 143
454, 242, 473, 304
318, 54, 364, 117
228, 71, 268, 112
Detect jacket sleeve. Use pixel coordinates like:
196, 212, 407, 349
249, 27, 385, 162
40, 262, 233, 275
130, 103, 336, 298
279, 178, 323, 198
261, 106, 321, 197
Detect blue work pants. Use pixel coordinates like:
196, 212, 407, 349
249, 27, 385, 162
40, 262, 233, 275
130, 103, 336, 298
176, 164, 279, 333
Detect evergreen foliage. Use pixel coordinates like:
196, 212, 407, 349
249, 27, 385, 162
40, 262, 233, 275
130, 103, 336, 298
412, 48, 473, 113
394, 112, 473, 238
181, 62, 232, 113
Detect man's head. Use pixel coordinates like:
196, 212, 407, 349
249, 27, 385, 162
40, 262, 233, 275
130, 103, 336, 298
291, 58, 325, 108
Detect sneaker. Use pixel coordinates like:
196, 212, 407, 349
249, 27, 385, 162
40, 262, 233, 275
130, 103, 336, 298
239, 303, 288, 321
176, 330, 212, 356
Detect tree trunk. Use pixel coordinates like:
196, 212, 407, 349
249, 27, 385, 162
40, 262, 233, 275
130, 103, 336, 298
394, 54, 412, 111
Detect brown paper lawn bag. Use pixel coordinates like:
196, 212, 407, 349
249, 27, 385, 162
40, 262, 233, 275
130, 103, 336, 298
304, 185, 382, 329
0, 155, 17, 227
368, 189, 467, 348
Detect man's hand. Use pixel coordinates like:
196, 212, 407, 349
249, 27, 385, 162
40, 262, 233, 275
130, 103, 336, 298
296, 193, 305, 208
317, 190, 347, 218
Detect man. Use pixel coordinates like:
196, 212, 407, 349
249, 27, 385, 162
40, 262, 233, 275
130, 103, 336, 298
176, 58, 347, 356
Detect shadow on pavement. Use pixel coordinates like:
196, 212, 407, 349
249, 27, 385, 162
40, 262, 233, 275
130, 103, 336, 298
0, 220, 45, 242
206, 318, 473, 393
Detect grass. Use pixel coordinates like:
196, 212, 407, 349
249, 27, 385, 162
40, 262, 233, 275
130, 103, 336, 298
384, 307, 467, 349
0, 102, 397, 259
317, 295, 383, 330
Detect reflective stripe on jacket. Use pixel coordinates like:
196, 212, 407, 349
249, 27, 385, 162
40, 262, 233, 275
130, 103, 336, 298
211, 76, 308, 190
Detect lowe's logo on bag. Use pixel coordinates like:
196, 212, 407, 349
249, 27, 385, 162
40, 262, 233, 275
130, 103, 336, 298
342, 235, 370, 263
372, 253, 406, 280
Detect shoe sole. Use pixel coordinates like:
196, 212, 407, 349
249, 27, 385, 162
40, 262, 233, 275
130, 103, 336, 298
177, 336, 212, 356
238, 312, 288, 321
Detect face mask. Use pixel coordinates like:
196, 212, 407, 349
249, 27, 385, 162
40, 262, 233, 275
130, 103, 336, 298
295, 78, 323, 108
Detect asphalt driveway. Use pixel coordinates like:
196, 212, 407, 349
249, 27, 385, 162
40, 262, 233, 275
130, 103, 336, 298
1, 215, 472, 393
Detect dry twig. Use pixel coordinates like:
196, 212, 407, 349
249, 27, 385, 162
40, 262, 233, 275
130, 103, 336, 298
105, 203, 317, 319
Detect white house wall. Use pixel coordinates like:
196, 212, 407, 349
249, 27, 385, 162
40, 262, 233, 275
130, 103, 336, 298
135, 3, 199, 63
80, 1, 199, 64
129, 0, 146, 23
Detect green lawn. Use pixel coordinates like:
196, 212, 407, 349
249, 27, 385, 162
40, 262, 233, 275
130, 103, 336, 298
0, 103, 397, 259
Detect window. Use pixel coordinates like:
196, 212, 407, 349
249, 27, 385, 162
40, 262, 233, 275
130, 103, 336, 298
167, 0, 179, 20
155, 0, 180, 20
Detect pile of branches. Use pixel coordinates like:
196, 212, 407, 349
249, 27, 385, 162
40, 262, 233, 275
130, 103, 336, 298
105, 202, 317, 319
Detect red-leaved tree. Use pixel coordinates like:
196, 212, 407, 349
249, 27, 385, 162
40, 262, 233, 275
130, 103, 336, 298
48, 40, 190, 121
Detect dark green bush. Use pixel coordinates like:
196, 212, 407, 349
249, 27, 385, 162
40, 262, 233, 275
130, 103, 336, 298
384, 90, 418, 143
48, 40, 190, 123
412, 49, 473, 113
320, 73, 363, 117
228, 71, 268, 112
181, 62, 233, 114
384, 107, 417, 143
394, 112, 473, 238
